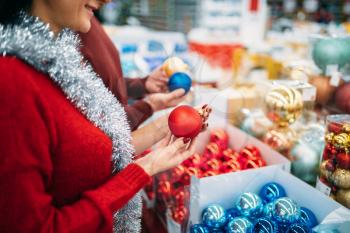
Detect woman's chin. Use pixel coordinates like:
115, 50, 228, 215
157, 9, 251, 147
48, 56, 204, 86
77, 20, 91, 33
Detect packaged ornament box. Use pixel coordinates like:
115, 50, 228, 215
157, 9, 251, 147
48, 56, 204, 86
187, 166, 350, 233
317, 114, 350, 208
158, 124, 290, 232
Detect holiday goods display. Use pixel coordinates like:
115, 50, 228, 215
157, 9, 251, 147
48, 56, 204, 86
318, 115, 350, 208
155, 128, 267, 225
168, 105, 202, 139
191, 182, 318, 233
163, 56, 189, 77
168, 72, 192, 93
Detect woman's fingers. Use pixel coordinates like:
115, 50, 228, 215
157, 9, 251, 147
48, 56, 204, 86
160, 132, 172, 147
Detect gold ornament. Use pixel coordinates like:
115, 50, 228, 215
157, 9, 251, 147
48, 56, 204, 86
319, 160, 332, 180
265, 86, 303, 127
325, 132, 334, 144
331, 168, 350, 189
162, 57, 189, 77
336, 188, 350, 208
343, 124, 350, 134
333, 133, 350, 149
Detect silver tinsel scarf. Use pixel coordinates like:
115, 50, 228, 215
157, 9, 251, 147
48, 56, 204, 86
0, 14, 141, 233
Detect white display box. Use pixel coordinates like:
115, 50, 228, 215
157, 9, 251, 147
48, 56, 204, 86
165, 124, 291, 233
188, 166, 350, 233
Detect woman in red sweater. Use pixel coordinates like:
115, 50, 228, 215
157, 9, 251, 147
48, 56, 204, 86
0, 1, 210, 233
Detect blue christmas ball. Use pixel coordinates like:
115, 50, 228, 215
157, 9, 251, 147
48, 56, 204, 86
299, 207, 318, 228
259, 182, 286, 203
236, 192, 263, 218
226, 217, 253, 233
208, 227, 225, 233
272, 198, 301, 224
286, 223, 312, 233
202, 204, 227, 228
262, 202, 274, 218
168, 72, 192, 93
190, 224, 210, 233
252, 217, 279, 233
227, 208, 240, 222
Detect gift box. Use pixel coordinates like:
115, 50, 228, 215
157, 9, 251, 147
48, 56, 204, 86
158, 124, 290, 232
187, 166, 350, 233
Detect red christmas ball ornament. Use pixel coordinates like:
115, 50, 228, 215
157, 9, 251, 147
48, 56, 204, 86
181, 167, 200, 185
168, 105, 203, 139
326, 160, 336, 172
171, 205, 189, 224
328, 122, 343, 134
239, 147, 260, 163
220, 148, 239, 162
182, 153, 201, 167
156, 181, 172, 201
203, 142, 221, 160
243, 158, 266, 170
336, 153, 350, 169
335, 83, 350, 113
220, 159, 241, 173
202, 170, 218, 177
173, 188, 189, 206
210, 128, 229, 150
171, 165, 186, 182
245, 145, 261, 157
206, 158, 221, 171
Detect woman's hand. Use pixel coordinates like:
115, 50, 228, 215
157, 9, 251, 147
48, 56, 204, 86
145, 66, 168, 93
135, 133, 197, 176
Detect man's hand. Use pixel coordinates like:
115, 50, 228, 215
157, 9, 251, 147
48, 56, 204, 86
145, 66, 168, 93
144, 89, 186, 112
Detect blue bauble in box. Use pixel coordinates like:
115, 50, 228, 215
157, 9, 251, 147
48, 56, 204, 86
252, 217, 279, 233
236, 192, 263, 218
286, 223, 312, 233
259, 182, 287, 203
190, 224, 210, 233
262, 202, 274, 218
227, 208, 240, 222
208, 227, 225, 233
225, 217, 253, 233
299, 207, 318, 228
202, 204, 227, 228
272, 198, 301, 224
168, 72, 192, 93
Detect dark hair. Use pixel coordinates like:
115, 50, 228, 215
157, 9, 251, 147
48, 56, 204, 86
0, 0, 33, 25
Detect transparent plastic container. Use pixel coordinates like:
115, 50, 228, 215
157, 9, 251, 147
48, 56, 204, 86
317, 114, 350, 208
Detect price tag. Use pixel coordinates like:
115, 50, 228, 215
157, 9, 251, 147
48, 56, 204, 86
316, 178, 331, 196
302, 88, 316, 101
330, 72, 342, 87
326, 64, 338, 76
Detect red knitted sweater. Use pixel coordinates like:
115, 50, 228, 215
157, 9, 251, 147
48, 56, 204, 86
0, 56, 151, 233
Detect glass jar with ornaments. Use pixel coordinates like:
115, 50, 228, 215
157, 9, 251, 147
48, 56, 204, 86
263, 86, 303, 159
317, 115, 350, 208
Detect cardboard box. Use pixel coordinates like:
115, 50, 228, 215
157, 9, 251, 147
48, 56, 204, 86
188, 166, 350, 233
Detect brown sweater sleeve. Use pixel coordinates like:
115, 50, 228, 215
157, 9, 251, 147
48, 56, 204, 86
79, 17, 153, 130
